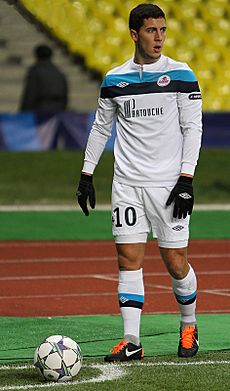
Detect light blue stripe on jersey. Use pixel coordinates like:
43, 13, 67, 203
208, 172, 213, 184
102, 69, 197, 87
175, 291, 197, 302
118, 293, 144, 303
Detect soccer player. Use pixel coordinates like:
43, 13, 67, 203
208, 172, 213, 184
77, 3, 202, 361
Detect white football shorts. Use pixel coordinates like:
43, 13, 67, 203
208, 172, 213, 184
111, 181, 190, 248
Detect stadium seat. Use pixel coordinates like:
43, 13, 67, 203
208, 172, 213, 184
19, 0, 230, 111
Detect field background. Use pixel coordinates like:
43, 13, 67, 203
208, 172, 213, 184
1, 0, 230, 387
1, 149, 230, 390
0, 149, 230, 206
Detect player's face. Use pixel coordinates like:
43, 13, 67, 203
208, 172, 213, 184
131, 17, 166, 64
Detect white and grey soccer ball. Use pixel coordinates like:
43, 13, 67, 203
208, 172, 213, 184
34, 335, 83, 382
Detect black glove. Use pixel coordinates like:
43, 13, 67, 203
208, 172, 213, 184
166, 176, 194, 219
76, 173, 96, 216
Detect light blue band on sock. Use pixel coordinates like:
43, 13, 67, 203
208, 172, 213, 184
118, 293, 144, 303
175, 291, 197, 304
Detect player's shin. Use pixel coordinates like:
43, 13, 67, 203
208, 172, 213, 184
172, 264, 197, 327
118, 268, 144, 345
172, 265, 199, 357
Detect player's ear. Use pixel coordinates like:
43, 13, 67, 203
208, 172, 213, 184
130, 29, 138, 42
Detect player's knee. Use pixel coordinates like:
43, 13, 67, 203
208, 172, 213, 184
169, 262, 188, 280
118, 255, 142, 271
160, 248, 189, 279
116, 243, 145, 271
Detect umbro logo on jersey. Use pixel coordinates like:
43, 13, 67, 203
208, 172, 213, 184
157, 75, 171, 87
172, 225, 184, 231
117, 81, 129, 88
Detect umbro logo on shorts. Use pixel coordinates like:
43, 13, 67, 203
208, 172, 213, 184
172, 225, 184, 231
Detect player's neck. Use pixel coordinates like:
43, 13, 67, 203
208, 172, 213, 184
134, 52, 162, 66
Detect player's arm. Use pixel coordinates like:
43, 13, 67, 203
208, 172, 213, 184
177, 81, 202, 178
166, 71, 202, 219
77, 96, 116, 216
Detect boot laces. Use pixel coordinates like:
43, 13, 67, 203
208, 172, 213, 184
181, 326, 196, 349
111, 340, 127, 354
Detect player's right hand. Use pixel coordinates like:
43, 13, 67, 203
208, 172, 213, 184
166, 176, 194, 219
76, 173, 96, 216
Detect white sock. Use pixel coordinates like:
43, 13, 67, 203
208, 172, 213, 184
171, 264, 197, 325
118, 268, 144, 344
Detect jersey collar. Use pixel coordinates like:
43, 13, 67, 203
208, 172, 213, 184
131, 54, 165, 71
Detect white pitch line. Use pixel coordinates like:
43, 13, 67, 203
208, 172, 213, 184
143, 309, 230, 314
92, 274, 118, 282
146, 286, 230, 298
144, 270, 230, 276
121, 360, 230, 367
201, 289, 230, 292
0, 204, 112, 212
202, 289, 230, 297
0, 364, 126, 390
0, 241, 114, 248
0, 274, 117, 282
0, 292, 117, 300
0, 238, 228, 250
0, 365, 34, 371
141, 270, 230, 277
190, 253, 230, 259
1, 360, 230, 372
0, 253, 230, 265
1, 358, 230, 391
1, 203, 230, 211
0, 365, 125, 389
0, 291, 172, 300
0, 256, 117, 264
145, 283, 172, 291
1, 288, 230, 301
1, 269, 230, 282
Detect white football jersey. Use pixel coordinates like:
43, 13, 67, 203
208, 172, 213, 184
83, 54, 202, 186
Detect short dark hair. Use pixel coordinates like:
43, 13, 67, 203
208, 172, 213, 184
34, 44, 53, 60
129, 3, 165, 32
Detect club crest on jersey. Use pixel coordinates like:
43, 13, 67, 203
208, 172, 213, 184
157, 75, 171, 87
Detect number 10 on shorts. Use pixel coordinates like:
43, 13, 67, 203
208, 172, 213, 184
113, 207, 137, 227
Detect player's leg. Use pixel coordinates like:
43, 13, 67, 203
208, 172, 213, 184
143, 187, 198, 358
159, 246, 198, 358
104, 242, 145, 362
104, 182, 149, 362
117, 242, 145, 344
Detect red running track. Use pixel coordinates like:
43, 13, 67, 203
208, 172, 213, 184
0, 240, 229, 317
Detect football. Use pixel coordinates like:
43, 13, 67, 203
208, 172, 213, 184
34, 335, 83, 382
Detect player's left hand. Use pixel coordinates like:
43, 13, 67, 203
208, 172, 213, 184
166, 176, 194, 219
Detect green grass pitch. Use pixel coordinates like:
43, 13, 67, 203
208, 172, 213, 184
1, 352, 230, 390
0, 314, 230, 390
